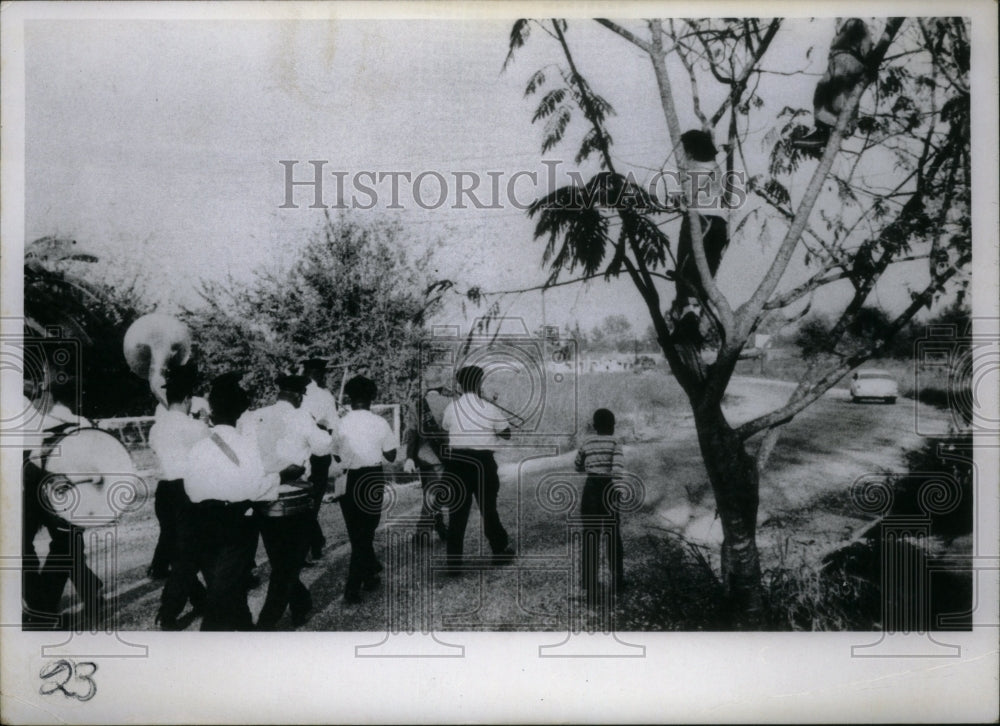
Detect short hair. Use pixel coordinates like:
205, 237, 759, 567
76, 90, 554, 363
163, 361, 199, 405
456, 365, 484, 393
275, 374, 309, 396
300, 357, 328, 372
593, 408, 615, 435
165, 385, 193, 406
680, 129, 718, 163
343, 375, 377, 404
208, 372, 249, 421
832, 18, 870, 52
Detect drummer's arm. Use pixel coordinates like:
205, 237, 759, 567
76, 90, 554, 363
382, 423, 397, 463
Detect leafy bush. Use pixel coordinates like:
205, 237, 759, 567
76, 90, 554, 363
180, 214, 440, 408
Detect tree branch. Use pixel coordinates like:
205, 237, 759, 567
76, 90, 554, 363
669, 20, 709, 128
736, 18, 905, 341
709, 19, 782, 127
594, 18, 651, 54
763, 254, 929, 311
736, 249, 969, 440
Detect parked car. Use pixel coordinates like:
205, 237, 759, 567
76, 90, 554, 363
850, 369, 899, 403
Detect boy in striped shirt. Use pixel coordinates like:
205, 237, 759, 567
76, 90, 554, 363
574, 408, 626, 602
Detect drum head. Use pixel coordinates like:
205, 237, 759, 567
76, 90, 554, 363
41, 428, 141, 527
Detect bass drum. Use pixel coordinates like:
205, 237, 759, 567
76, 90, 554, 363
37, 427, 141, 527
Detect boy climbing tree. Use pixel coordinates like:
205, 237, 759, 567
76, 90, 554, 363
669, 129, 729, 345
793, 18, 873, 152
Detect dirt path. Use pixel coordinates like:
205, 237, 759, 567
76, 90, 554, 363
52, 376, 954, 631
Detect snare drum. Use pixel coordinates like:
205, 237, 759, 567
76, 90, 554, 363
254, 481, 312, 518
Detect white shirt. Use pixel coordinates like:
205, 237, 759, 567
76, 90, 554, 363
301, 382, 340, 456
442, 393, 509, 450
190, 396, 211, 422
338, 409, 396, 469
148, 407, 210, 480
182, 425, 278, 503
241, 400, 332, 475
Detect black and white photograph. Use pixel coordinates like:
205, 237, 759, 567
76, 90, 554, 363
1, 1, 997, 723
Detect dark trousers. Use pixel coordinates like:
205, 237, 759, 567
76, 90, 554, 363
151, 479, 186, 576
194, 501, 256, 631
674, 213, 728, 309
158, 485, 207, 621
580, 475, 624, 593
338, 466, 385, 596
256, 512, 312, 629
22, 459, 104, 628
444, 449, 509, 558
306, 454, 332, 555
417, 461, 446, 529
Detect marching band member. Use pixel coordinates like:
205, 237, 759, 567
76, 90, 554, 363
440, 365, 516, 573
402, 366, 450, 543
337, 375, 396, 604
183, 373, 276, 631
21, 378, 107, 630
148, 362, 208, 579
299, 357, 341, 563
245, 374, 332, 629
148, 362, 210, 629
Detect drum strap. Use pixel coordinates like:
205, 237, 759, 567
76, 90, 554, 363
210, 432, 241, 467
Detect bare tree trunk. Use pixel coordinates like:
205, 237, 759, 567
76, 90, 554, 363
692, 399, 764, 628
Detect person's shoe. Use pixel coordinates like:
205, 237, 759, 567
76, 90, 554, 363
343, 590, 362, 605
361, 575, 381, 592
155, 612, 181, 632
291, 601, 313, 628
147, 565, 169, 580
440, 557, 463, 577
492, 545, 516, 566
791, 125, 830, 150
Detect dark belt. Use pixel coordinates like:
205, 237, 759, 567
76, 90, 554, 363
195, 499, 251, 510
253, 482, 312, 518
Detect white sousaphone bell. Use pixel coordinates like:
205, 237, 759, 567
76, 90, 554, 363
123, 313, 192, 407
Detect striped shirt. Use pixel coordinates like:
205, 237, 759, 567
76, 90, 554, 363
574, 435, 624, 477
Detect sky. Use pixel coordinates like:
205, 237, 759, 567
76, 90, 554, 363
23, 14, 946, 338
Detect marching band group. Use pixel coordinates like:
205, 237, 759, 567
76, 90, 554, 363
22, 356, 534, 631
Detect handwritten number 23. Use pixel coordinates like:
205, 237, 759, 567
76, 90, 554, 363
39, 659, 97, 702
